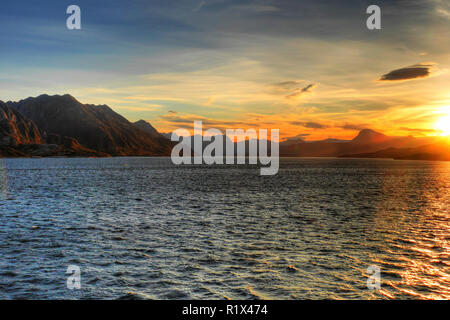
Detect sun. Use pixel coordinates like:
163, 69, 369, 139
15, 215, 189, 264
435, 115, 450, 136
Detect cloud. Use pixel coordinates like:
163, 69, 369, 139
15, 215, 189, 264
300, 84, 316, 93
159, 111, 264, 131
337, 123, 368, 131
290, 121, 327, 129
283, 133, 310, 142
436, 8, 450, 19
270, 81, 318, 100
274, 81, 301, 89
291, 121, 370, 132
379, 63, 437, 81
399, 127, 439, 134
269, 80, 301, 95
287, 83, 318, 99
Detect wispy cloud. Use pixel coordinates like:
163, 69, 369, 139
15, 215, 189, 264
399, 127, 440, 134
287, 83, 318, 99
290, 121, 327, 129
337, 123, 369, 131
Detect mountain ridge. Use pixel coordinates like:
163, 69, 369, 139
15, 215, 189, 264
1, 94, 449, 161
7, 94, 172, 156
0, 101, 43, 147
278, 128, 436, 157
133, 120, 161, 137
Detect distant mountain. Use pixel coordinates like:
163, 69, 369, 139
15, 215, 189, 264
8, 94, 172, 156
279, 129, 434, 157
341, 139, 450, 161
168, 133, 275, 157
163, 129, 440, 159
319, 138, 349, 144
351, 129, 389, 144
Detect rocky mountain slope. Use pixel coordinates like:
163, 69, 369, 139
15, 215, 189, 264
1, 100, 108, 157
0, 101, 43, 147
133, 120, 161, 137
7, 94, 172, 156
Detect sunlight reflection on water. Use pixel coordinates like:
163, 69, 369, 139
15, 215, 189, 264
0, 158, 448, 299
372, 161, 450, 299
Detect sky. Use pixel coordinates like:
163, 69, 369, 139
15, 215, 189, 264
0, 0, 449, 140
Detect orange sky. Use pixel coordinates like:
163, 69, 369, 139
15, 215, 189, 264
1, 1, 449, 141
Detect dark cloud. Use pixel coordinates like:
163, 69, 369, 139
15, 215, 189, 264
283, 133, 310, 142
379, 63, 437, 81
338, 123, 368, 131
287, 83, 318, 99
270, 81, 318, 99
300, 84, 316, 93
290, 121, 327, 129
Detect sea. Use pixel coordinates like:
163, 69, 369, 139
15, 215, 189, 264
0, 157, 448, 299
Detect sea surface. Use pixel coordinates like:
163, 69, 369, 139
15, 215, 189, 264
0, 157, 449, 300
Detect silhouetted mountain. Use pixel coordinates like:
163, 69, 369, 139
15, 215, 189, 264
167, 128, 442, 160
341, 138, 450, 161
395, 141, 450, 160
279, 129, 435, 157
169, 133, 275, 158
8, 94, 172, 156
351, 129, 389, 144
319, 138, 349, 144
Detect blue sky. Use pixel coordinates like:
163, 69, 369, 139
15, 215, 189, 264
1, 0, 449, 138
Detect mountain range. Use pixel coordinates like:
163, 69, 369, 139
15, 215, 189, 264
1, 94, 172, 157
281, 129, 434, 155
164, 128, 450, 161
280, 129, 450, 160
1, 94, 449, 161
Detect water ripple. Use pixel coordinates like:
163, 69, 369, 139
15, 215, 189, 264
0, 157, 448, 299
